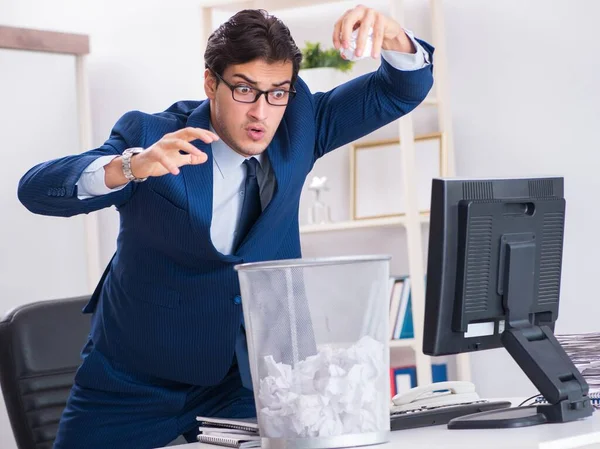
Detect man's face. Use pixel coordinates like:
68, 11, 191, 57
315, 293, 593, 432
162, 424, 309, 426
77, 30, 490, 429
205, 59, 294, 158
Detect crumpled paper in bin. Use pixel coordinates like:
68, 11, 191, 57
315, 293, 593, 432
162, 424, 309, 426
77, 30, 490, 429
257, 335, 386, 438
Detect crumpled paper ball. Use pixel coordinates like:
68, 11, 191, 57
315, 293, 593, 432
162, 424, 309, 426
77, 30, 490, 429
339, 28, 374, 61
257, 335, 387, 439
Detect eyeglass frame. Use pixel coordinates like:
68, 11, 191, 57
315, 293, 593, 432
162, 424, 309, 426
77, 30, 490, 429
208, 67, 296, 106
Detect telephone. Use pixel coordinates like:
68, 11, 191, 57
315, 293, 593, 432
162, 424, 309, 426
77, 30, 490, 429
391, 381, 481, 412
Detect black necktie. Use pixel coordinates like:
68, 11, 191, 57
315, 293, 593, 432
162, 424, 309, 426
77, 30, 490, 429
234, 157, 261, 252
234, 157, 261, 390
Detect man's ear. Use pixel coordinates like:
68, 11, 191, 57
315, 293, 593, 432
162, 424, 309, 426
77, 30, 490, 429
204, 68, 217, 100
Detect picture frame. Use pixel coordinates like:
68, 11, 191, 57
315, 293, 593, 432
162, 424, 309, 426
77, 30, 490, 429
350, 132, 445, 220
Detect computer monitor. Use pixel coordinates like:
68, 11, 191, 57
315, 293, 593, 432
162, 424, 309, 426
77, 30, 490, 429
423, 176, 593, 428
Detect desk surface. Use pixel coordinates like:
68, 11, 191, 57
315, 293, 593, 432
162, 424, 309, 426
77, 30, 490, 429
167, 403, 600, 449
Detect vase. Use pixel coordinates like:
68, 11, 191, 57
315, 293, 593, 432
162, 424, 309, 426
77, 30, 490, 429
298, 67, 350, 93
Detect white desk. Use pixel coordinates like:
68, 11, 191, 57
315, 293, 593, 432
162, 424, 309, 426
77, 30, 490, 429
167, 404, 600, 449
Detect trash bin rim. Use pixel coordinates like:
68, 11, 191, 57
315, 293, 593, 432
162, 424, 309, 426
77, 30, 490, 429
233, 254, 392, 272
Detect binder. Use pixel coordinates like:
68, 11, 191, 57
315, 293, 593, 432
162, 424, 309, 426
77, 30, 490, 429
393, 366, 417, 395
393, 278, 411, 339
432, 363, 448, 383
389, 276, 414, 340
388, 278, 405, 340
390, 363, 448, 396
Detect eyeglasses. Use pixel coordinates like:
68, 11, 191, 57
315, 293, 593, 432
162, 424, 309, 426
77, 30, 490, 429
209, 68, 296, 106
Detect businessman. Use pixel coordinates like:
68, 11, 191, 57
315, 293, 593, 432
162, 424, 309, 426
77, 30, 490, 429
18, 5, 434, 448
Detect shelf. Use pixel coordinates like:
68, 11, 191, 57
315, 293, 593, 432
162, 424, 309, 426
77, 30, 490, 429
200, 0, 337, 11
422, 96, 438, 106
389, 339, 416, 349
300, 212, 430, 234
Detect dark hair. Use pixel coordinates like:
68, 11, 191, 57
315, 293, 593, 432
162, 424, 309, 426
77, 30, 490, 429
204, 9, 302, 85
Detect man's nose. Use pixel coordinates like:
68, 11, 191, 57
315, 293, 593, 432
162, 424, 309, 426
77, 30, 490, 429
248, 94, 268, 122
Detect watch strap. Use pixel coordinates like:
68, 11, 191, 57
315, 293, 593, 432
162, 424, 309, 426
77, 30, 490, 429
122, 148, 147, 182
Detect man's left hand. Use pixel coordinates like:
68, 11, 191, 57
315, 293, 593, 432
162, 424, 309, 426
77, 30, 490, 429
332, 4, 416, 59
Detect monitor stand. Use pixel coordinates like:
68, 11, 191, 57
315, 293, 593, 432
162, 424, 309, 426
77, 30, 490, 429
449, 236, 594, 429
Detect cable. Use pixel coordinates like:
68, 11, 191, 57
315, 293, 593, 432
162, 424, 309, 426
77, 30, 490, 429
518, 394, 542, 407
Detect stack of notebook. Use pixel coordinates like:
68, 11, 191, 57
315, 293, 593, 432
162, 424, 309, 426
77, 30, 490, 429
196, 416, 261, 448
557, 332, 600, 402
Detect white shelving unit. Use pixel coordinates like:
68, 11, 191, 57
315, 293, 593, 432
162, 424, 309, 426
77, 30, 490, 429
389, 338, 416, 349
300, 212, 430, 234
200, 0, 471, 388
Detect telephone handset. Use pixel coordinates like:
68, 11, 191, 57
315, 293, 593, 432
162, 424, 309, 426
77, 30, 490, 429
391, 381, 481, 412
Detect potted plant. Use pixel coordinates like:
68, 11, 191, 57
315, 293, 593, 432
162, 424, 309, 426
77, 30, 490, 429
298, 41, 355, 92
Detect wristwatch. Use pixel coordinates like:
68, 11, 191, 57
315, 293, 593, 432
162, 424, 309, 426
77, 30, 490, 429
122, 148, 147, 182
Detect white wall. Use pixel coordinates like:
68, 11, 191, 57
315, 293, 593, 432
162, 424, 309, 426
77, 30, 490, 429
1, 0, 209, 268
264, 0, 433, 278
2, 0, 600, 445
0, 46, 92, 449
276, 0, 600, 398
1, 1, 207, 446
443, 0, 600, 398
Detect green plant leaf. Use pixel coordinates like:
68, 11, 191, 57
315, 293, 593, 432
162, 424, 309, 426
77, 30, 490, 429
300, 41, 354, 72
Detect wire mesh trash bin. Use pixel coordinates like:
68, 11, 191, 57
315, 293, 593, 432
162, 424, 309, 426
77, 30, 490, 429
234, 255, 391, 449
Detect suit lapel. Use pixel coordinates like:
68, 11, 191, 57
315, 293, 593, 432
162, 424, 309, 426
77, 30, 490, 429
181, 101, 231, 260
182, 101, 296, 259
235, 122, 295, 254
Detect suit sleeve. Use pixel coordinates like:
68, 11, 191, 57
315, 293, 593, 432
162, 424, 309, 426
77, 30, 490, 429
17, 111, 145, 217
312, 38, 434, 159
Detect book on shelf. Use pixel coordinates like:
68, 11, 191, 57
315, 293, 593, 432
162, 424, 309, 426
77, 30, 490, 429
388, 276, 414, 341
389, 363, 448, 398
196, 416, 260, 448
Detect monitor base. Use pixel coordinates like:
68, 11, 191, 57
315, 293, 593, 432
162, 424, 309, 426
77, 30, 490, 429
448, 405, 546, 429
448, 402, 594, 430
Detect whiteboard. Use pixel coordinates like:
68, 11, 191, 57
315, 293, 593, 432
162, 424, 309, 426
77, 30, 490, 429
0, 48, 90, 313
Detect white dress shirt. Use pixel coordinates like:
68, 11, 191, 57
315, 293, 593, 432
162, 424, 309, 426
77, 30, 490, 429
209, 136, 275, 254
75, 31, 430, 255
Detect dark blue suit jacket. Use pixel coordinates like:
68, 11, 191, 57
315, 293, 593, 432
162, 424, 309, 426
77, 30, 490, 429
18, 47, 434, 386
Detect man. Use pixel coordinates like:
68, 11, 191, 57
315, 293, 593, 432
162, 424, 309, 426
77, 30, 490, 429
18, 5, 433, 448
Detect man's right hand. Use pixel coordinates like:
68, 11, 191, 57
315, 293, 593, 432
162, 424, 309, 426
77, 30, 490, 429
105, 127, 217, 189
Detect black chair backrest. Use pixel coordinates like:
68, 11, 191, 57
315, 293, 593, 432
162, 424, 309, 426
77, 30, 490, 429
0, 296, 91, 449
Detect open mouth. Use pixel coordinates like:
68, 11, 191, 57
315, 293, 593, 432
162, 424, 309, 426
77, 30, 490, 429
246, 126, 265, 141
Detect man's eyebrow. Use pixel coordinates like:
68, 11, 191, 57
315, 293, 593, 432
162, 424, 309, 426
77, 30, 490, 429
232, 73, 292, 88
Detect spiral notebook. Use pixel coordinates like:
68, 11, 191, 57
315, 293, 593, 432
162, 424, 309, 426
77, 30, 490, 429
197, 433, 261, 448
534, 392, 600, 408
557, 332, 600, 401
526, 332, 600, 408
196, 416, 260, 448
196, 416, 259, 433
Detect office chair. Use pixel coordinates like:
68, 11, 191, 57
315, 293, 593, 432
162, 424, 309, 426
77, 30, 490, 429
0, 296, 91, 449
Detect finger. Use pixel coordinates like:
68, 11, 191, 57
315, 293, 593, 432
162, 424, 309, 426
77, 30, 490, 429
174, 139, 207, 158
186, 126, 219, 141
175, 127, 219, 143
162, 138, 206, 158
340, 6, 365, 49
178, 151, 208, 165
332, 17, 343, 50
190, 154, 207, 165
355, 9, 376, 58
176, 152, 207, 167
371, 14, 385, 59
159, 155, 181, 176
176, 152, 193, 167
